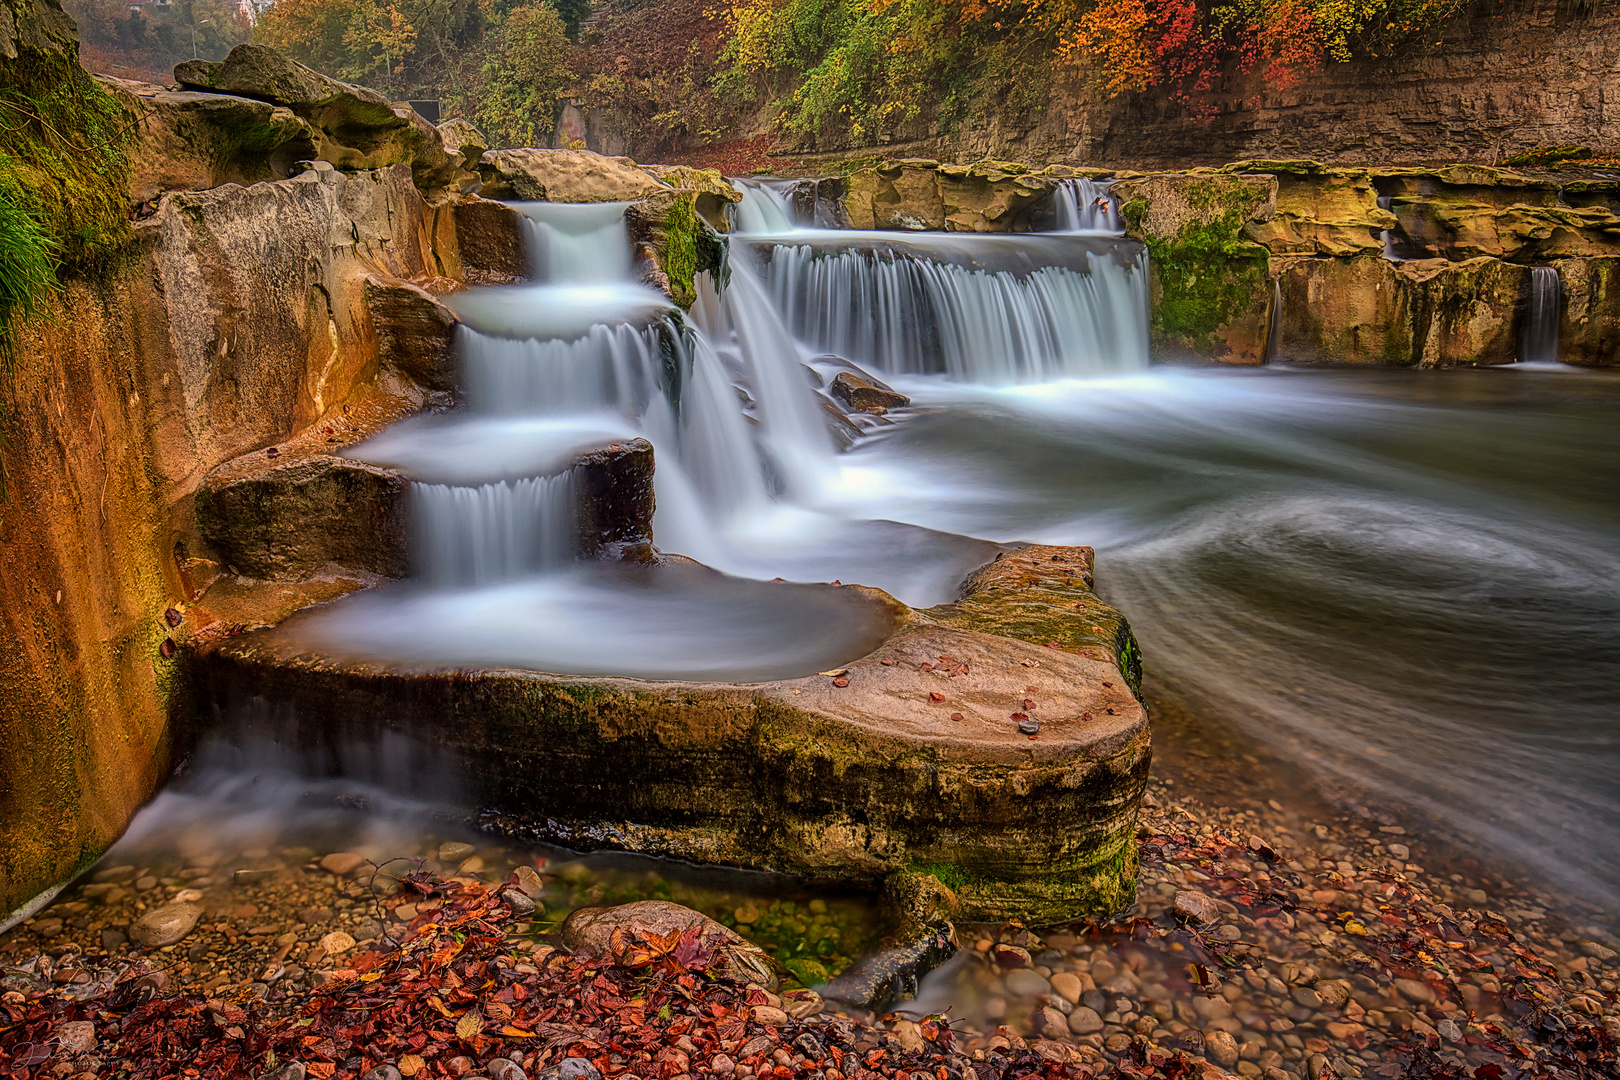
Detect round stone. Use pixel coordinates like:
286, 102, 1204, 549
129, 903, 201, 949
1069, 1006, 1104, 1035
1005, 968, 1051, 997
1205, 1030, 1240, 1067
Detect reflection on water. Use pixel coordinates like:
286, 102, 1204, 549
816, 366, 1620, 914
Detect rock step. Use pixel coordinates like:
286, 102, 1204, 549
187, 543, 1149, 924
196, 439, 655, 582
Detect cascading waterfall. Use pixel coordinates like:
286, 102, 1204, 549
297, 173, 1157, 674
1522, 266, 1561, 363
412, 474, 576, 588
1052, 178, 1122, 233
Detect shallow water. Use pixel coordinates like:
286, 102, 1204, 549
806, 364, 1620, 915
276, 560, 900, 684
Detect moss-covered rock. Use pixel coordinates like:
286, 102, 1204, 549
186, 543, 1148, 925
1112, 172, 1277, 364
626, 189, 726, 308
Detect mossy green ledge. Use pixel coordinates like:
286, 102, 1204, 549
182, 545, 1148, 924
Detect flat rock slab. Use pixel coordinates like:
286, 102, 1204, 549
184, 545, 1148, 923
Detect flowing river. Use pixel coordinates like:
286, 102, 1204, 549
103, 177, 1620, 933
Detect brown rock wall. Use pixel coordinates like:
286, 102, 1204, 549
0, 165, 457, 920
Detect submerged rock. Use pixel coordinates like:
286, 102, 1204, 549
830, 372, 910, 414
129, 902, 201, 948
820, 922, 957, 1012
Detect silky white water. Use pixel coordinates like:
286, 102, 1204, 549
729, 183, 1150, 382
1523, 265, 1561, 363
1052, 177, 1122, 233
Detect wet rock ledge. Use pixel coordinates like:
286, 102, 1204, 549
183, 545, 1149, 925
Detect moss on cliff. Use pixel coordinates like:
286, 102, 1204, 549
0, 43, 134, 368
1125, 178, 1272, 355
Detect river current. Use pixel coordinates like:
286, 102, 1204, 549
829, 365, 1620, 915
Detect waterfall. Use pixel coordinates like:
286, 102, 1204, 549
1376, 195, 1404, 262
512, 201, 635, 282
1052, 178, 1122, 233
731, 180, 799, 234
413, 473, 576, 587
1522, 266, 1561, 363
746, 237, 1150, 381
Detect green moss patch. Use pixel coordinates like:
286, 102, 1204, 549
0, 47, 134, 369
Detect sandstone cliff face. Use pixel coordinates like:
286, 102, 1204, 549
777, 1, 1620, 171
0, 159, 463, 919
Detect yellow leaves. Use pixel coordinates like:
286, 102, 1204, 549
398, 1056, 426, 1078
500, 1026, 538, 1038
456, 1012, 484, 1041
1343, 918, 1369, 936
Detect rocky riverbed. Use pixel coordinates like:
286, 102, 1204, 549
2, 754, 1615, 1080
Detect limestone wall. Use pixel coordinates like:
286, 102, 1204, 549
780, 1, 1620, 170
0, 164, 459, 920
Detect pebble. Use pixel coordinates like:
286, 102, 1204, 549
1068, 1006, 1103, 1034
1005, 968, 1051, 997
751, 1005, 789, 1026
513, 865, 546, 899
487, 1061, 527, 1080
319, 930, 357, 956
129, 902, 201, 948
1173, 890, 1218, 924
58, 1019, 97, 1054
1205, 1029, 1239, 1067
362, 1068, 404, 1080
319, 852, 367, 876
710, 1055, 735, 1075
993, 943, 1032, 968
1050, 971, 1083, 1004
538, 1059, 600, 1080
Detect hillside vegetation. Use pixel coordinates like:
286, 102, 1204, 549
61, 0, 1595, 159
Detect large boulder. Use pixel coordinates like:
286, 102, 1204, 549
625, 189, 727, 307
105, 80, 316, 203
1556, 256, 1620, 366
363, 277, 459, 395
174, 45, 458, 191
841, 159, 1060, 233
450, 198, 530, 286
1273, 254, 1528, 366
191, 543, 1150, 923
479, 148, 665, 203
1113, 171, 1278, 364
196, 452, 411, 581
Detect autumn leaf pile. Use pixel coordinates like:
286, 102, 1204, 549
0, 871, 1084, 1080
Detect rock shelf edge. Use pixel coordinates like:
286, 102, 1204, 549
182, 544, 1150, 926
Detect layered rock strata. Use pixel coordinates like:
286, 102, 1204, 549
185, 544, 1150, 924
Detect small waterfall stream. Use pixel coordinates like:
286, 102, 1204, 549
1522, 265, 1561, 363
1052, 178, 1122, 233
